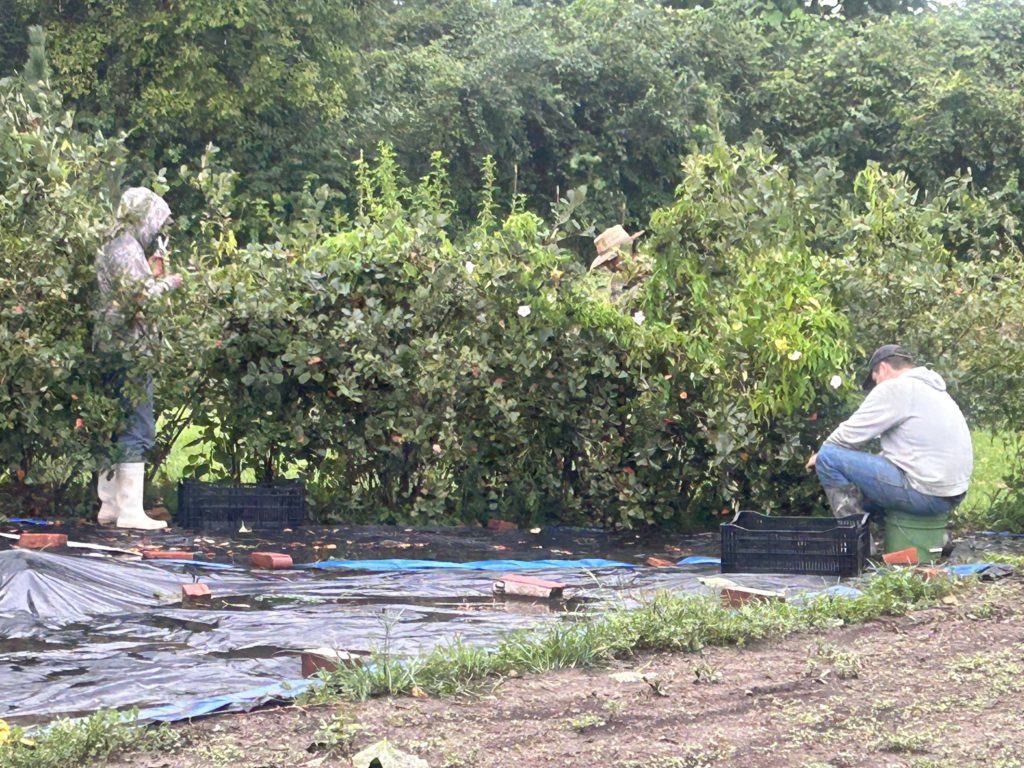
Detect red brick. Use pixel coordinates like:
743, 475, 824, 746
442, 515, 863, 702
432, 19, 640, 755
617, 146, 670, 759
300, 648, 367, 678
181, 583, 212, 601
251, 551, 293, 570
883, 547, 920, 566
143, 550, 195, 560
721, 586, 786, 608
18, 533, 68, 549
645, 557, 676, 568
486, 519, 518, 532
493, 573, 566, 599
144, 506, 172, 522
914, 566, 945, 582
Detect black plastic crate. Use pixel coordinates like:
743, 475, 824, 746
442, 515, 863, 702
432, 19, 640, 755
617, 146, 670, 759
721, 511, 869, 577
177, 479, 307, 531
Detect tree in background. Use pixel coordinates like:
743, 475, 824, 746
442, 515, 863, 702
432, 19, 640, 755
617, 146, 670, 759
3, 0, 1023, 247
1, 0, 365, 222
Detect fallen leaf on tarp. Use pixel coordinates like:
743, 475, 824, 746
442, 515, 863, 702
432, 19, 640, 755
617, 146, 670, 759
351, 740, 429, 768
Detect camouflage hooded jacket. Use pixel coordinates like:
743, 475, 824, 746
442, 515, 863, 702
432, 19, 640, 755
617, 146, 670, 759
96, 187, 178, 333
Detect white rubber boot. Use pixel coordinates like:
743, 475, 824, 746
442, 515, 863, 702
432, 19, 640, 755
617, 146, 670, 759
97, 467, 119, 525
115, 462, 167, 530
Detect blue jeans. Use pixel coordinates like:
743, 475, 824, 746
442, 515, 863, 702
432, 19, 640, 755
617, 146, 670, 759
104, 372, 156, 463
815, 443, 962, 518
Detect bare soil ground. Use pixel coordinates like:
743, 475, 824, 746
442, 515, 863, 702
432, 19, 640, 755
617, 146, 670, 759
109, 578, 1024, 768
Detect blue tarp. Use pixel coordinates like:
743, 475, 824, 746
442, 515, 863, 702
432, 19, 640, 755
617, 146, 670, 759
138, 678, 318, 723
945, 562, 1014, 579
297, 557, 638, 571
677, 556, 721, 566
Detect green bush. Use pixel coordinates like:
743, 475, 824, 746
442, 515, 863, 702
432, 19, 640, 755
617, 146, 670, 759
160, 148, 705, 528
0, 31, 126, 513
647, 139, 853, 515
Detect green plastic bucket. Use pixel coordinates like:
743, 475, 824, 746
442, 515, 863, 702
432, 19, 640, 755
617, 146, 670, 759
884, 510, 948, 563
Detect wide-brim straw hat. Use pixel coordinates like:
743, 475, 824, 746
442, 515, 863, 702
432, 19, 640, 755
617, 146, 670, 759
590, 225, 645, 270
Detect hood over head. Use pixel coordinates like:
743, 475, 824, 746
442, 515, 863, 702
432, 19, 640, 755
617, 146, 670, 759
114, 187, 171, 248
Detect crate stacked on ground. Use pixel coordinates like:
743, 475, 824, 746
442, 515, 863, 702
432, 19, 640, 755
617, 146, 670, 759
177, 479, 307, 531
720, 511, 870, 577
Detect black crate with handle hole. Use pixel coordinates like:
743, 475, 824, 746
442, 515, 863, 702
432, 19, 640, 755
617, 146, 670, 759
720, 511, 870, 577
177, 479, 307, 531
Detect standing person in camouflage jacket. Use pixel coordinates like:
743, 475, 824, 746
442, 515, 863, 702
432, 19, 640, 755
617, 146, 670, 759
94, 187, 183, 530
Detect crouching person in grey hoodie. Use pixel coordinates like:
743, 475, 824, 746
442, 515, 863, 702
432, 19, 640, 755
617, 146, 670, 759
806, 345, 973, 526
94, 187, 184, 530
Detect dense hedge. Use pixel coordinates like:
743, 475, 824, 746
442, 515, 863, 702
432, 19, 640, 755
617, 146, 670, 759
2, 28, 1024, 530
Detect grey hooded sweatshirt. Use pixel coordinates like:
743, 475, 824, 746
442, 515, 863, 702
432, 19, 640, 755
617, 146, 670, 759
825, 367, 973, 497
96, 187, 178, 329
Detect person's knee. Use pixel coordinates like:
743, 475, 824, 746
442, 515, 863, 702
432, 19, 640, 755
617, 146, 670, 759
816, 443, 842, 465
814, 443, 843, 483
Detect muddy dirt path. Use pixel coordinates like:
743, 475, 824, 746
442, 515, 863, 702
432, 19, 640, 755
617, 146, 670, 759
109, 578, 1024, 768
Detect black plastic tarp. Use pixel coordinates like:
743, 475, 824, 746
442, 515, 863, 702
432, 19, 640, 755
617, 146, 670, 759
0, 523, 837, 725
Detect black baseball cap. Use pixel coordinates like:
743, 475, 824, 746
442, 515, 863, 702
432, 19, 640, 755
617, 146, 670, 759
862, 344, 914, 392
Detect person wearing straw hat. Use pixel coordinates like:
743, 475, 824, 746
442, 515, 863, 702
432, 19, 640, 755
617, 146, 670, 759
590, 225, 647, 302
590, 225, 645, 272
805, 344, 973, 526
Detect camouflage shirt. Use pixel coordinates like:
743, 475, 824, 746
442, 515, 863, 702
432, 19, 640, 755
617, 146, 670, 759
96, 188, 178, 333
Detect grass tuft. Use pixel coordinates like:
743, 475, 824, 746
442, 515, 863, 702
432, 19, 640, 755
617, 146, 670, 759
310, 567, 960, 703
0, 710, 179, 768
